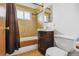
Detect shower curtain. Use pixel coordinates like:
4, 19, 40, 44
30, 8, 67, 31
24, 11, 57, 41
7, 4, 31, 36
6, 3, 20, 54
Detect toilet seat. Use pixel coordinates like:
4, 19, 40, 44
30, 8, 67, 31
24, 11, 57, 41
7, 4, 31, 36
45, 47, 68, 56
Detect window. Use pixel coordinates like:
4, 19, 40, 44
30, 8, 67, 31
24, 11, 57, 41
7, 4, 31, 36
17, 10, 24, 19
17, 10, 31, 20
24, 11, 31, 20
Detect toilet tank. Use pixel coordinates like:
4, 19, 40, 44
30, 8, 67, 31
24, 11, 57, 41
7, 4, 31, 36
54, 35, 77, 52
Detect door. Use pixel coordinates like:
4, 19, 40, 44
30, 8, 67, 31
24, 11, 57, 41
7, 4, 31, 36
0, 18, 5, 55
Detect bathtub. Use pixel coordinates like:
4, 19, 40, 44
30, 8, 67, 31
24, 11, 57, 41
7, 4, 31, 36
6, 36, 38, 56
20, 36, 38, 42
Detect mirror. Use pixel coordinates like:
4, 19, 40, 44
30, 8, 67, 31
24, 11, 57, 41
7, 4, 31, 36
44, 4, 52, 23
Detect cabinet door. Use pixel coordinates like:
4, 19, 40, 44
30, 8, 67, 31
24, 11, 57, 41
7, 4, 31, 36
0, 19, 5, 55
38, 42, 49, 55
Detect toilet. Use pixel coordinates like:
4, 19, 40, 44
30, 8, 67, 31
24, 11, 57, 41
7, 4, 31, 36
46, 35, 77, 56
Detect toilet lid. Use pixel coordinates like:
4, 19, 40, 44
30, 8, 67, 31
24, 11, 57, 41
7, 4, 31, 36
46, 47, 68, 56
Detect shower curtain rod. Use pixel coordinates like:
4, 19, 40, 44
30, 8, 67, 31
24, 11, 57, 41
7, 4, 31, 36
32, 3, 43, 7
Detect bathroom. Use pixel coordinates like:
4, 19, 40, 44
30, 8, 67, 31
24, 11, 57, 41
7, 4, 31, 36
0, 3, 79, 56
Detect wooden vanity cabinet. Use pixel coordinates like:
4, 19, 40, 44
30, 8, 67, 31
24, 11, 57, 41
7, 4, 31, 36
38, 31, 54, 55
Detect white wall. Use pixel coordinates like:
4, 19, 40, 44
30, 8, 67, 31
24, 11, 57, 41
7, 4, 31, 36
53, 3, 79, 37
38, 12, 44, 23
0, 6, 6, 17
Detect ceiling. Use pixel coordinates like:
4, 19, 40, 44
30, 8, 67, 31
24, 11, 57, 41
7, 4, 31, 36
19, 3, 43, 9
16, 3, 52, 14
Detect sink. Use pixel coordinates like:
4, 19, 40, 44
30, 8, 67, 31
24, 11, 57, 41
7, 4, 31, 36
38, 23, 54, 31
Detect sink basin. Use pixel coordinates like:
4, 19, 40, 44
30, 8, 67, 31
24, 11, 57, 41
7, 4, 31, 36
37, 29, 54, 31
